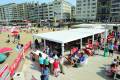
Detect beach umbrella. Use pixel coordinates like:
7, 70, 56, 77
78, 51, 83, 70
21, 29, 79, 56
11, 27, 19, 36
0, 47, 13, 54
0, 54, 7, 63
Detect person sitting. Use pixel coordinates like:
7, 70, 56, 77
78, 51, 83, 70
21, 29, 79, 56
116, 56, 120, 65
74, 52, 88, 67
112, 59, 118, 65
110, 64, 118, 77
80, 54, 88, 65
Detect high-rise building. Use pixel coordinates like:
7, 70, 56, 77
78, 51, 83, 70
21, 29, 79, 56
96, 0, 111, 22
14, 3, 35, 20
71, 6, 76, 19
76, 0, 97, 21
48, 0, 72, 21
76, 0, 111, 22
0, 3, 16, 22
111, 0, 120, 22
0, 0, 72, 25
27, 0, 72, 22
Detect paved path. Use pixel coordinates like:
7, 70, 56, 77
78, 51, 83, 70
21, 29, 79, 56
22, 50, 116, 80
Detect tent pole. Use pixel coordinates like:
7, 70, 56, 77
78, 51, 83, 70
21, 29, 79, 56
44, 39, 46, 49
92, 35, 94, 43
105, 30, 108, 40
61, 43, 64, 56
80, 39, 82, 49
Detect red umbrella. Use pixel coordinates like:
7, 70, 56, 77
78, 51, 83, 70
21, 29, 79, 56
0, 47, 13, 54
11, 29, 19, 36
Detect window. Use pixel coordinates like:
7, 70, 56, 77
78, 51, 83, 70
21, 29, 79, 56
91, 14, 95, 16
92, 3, 96, 5
92, 7, 96, 9
83, 11, 86, 13
92, 10, 95, 12
77, 8, 81, 10
83, 4, 86, 6
77, 4, 81, 6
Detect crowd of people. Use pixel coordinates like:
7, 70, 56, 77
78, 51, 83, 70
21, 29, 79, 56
30, 52, 64, 80
30, 29, 120, 80
31, 40, 65, 80
103, 31, 120, 57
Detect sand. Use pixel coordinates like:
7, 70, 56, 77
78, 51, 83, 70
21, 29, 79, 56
0, 27, 118, 80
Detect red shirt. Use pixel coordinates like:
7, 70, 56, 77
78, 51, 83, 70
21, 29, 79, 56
53, 61, 59, 69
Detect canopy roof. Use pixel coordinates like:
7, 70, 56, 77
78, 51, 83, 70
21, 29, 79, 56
73, 24, 120, 28
33, 28, 106, 44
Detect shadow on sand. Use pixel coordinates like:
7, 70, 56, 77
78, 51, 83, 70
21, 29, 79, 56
97, 66, 113, 80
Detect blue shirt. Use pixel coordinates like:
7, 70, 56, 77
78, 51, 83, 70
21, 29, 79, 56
39, 57, 44, 64
42, 67, 50, 76
108, 44, 114, 50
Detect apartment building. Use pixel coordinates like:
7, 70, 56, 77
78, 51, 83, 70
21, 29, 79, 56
76, 0, 111, 22
76, 0, 97, 21
96, 0, 111, 22
111, 0, 120, 22
0, 3, 16, 21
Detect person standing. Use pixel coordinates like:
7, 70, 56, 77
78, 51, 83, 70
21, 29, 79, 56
35, 39, 39, 49
39, 54, 44, 71
44, 57, 49, 67
17, 34, 20, 42
53, 59, 60, 77
108, 42, 114, 56
41, 66, 50, 80
104, 44, 109, 57
59, 56, 64, 74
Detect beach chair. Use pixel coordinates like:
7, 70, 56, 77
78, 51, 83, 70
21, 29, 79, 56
65, 56, 74, 65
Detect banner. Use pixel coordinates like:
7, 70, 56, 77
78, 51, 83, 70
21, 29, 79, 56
0, 65, 10, 80
9, 41, 31, 77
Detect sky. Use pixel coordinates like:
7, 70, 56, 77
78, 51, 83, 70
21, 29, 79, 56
0, 0, 76, 6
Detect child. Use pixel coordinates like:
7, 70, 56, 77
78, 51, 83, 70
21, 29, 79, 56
53, 59, 60, 77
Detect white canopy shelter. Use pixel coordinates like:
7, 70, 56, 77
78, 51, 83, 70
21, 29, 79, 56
73, 24, 120, 29
33, 28, 107, 55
